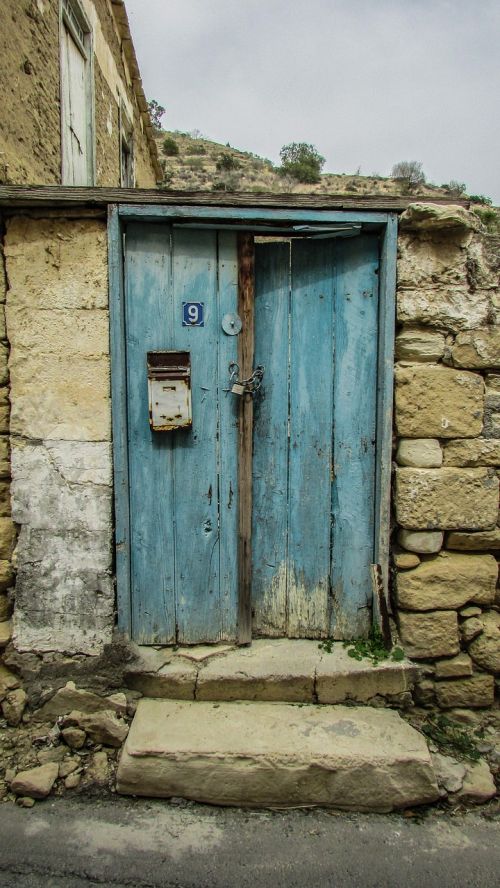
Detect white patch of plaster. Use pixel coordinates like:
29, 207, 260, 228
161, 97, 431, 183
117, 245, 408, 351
44, 440, 112, 486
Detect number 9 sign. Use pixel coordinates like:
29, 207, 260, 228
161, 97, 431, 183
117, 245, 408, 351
182, 302, 204, 327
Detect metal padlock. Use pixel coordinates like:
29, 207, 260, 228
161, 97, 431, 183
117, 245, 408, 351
231, 382, 245, 396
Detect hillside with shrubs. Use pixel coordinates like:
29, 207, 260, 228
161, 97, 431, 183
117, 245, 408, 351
155, 130, 494, 208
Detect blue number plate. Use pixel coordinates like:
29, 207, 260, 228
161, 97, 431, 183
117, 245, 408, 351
182, 302, 204, 327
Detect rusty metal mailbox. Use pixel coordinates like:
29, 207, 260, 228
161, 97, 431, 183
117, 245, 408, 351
147, 351, 192, 431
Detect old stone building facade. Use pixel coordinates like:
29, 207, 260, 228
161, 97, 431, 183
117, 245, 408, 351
0, 191, 498, 809
0, 0, 161, 187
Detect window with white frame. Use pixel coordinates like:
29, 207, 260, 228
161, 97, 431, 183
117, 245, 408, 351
60, 0, 94, 185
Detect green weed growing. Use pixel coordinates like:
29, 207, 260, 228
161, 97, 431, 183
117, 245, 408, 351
421, 714, 483, 762
319, 626, 404, 666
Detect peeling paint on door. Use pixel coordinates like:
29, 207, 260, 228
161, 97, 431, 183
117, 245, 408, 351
252, 235, 379, 639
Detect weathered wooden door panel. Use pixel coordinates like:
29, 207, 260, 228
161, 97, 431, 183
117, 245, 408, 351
288, 239, 336, 636
217, 233, 242, 638
331, 235, 379, 638
252, 242, 290, 635
170, 229, 220, 640
125, 224, 239, 644
252, 234, 379, 639
126, 224, 176, 643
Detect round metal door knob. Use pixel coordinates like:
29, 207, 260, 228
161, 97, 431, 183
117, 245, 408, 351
222, 313, 242, 335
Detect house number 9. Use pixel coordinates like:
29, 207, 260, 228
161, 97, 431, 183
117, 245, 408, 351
182, 302, 204, 327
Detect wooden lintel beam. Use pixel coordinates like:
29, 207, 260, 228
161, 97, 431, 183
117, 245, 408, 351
0, 185, 471, 212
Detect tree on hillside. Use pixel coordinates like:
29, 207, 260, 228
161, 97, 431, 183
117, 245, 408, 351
162, 137, 179, 156
147, 99, 165, 131
443, 180, 466, 198
279, 143, 325, 184
391, 160, 426, 192
216, 152, 240, 172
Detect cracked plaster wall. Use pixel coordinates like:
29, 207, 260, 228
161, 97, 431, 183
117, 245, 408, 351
3, 215, 114, 654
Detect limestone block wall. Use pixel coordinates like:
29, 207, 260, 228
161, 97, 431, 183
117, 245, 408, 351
2, 216, 114, 655
393, 204, 500, 710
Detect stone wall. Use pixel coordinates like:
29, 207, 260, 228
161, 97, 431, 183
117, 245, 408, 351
2, 215, 114, 655
0, 0, 61, 185
94, 62, 122, 190
393, 204, 500, 710
0, 0, 158, 187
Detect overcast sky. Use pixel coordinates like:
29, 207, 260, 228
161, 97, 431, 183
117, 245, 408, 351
126, 0, 500, 203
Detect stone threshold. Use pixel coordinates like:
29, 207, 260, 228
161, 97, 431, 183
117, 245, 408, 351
125, 638, 417, 706
116, 698, 439, 810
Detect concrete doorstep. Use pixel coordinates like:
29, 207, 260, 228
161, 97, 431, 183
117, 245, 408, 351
116, 699, 440, 812
125, 638, 417, 705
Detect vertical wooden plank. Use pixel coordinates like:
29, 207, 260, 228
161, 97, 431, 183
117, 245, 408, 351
217, 231, 240, 639
237, 233, 255, 644
108, 206, 131, 636
374, 214, 397, 631
331, 234, 379, 639
171, 228, 221, 643
125, 223, 176, 644
288, 239, 336, 637
252, 241, 290, 636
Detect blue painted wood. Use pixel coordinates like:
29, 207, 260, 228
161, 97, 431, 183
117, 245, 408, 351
252, 235, 380, 639
288, 239, 336, 637
114, 212, 394, 644
124, 226, 240, 643
118, 205, 389, 226
374, 214, 398, 618
108, 205, 131, 636
252, 242, 290, 635
217, 232, 240, 638
170, 229, 223, 643
331, 234, 379, 638
125, 223, 177, 643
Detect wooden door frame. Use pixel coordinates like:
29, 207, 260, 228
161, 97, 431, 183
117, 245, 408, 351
108, 204, 397, 640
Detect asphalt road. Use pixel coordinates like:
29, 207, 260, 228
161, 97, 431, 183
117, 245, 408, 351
0, 796, 499, 888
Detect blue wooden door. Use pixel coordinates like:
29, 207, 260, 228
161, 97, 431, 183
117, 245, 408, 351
124, 225, 379, 644
125, 224, 239, 644
252, 234, 379, 639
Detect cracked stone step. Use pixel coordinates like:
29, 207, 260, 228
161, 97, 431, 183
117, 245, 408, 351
116, 699, 439, 811
125, 639, 417, 705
